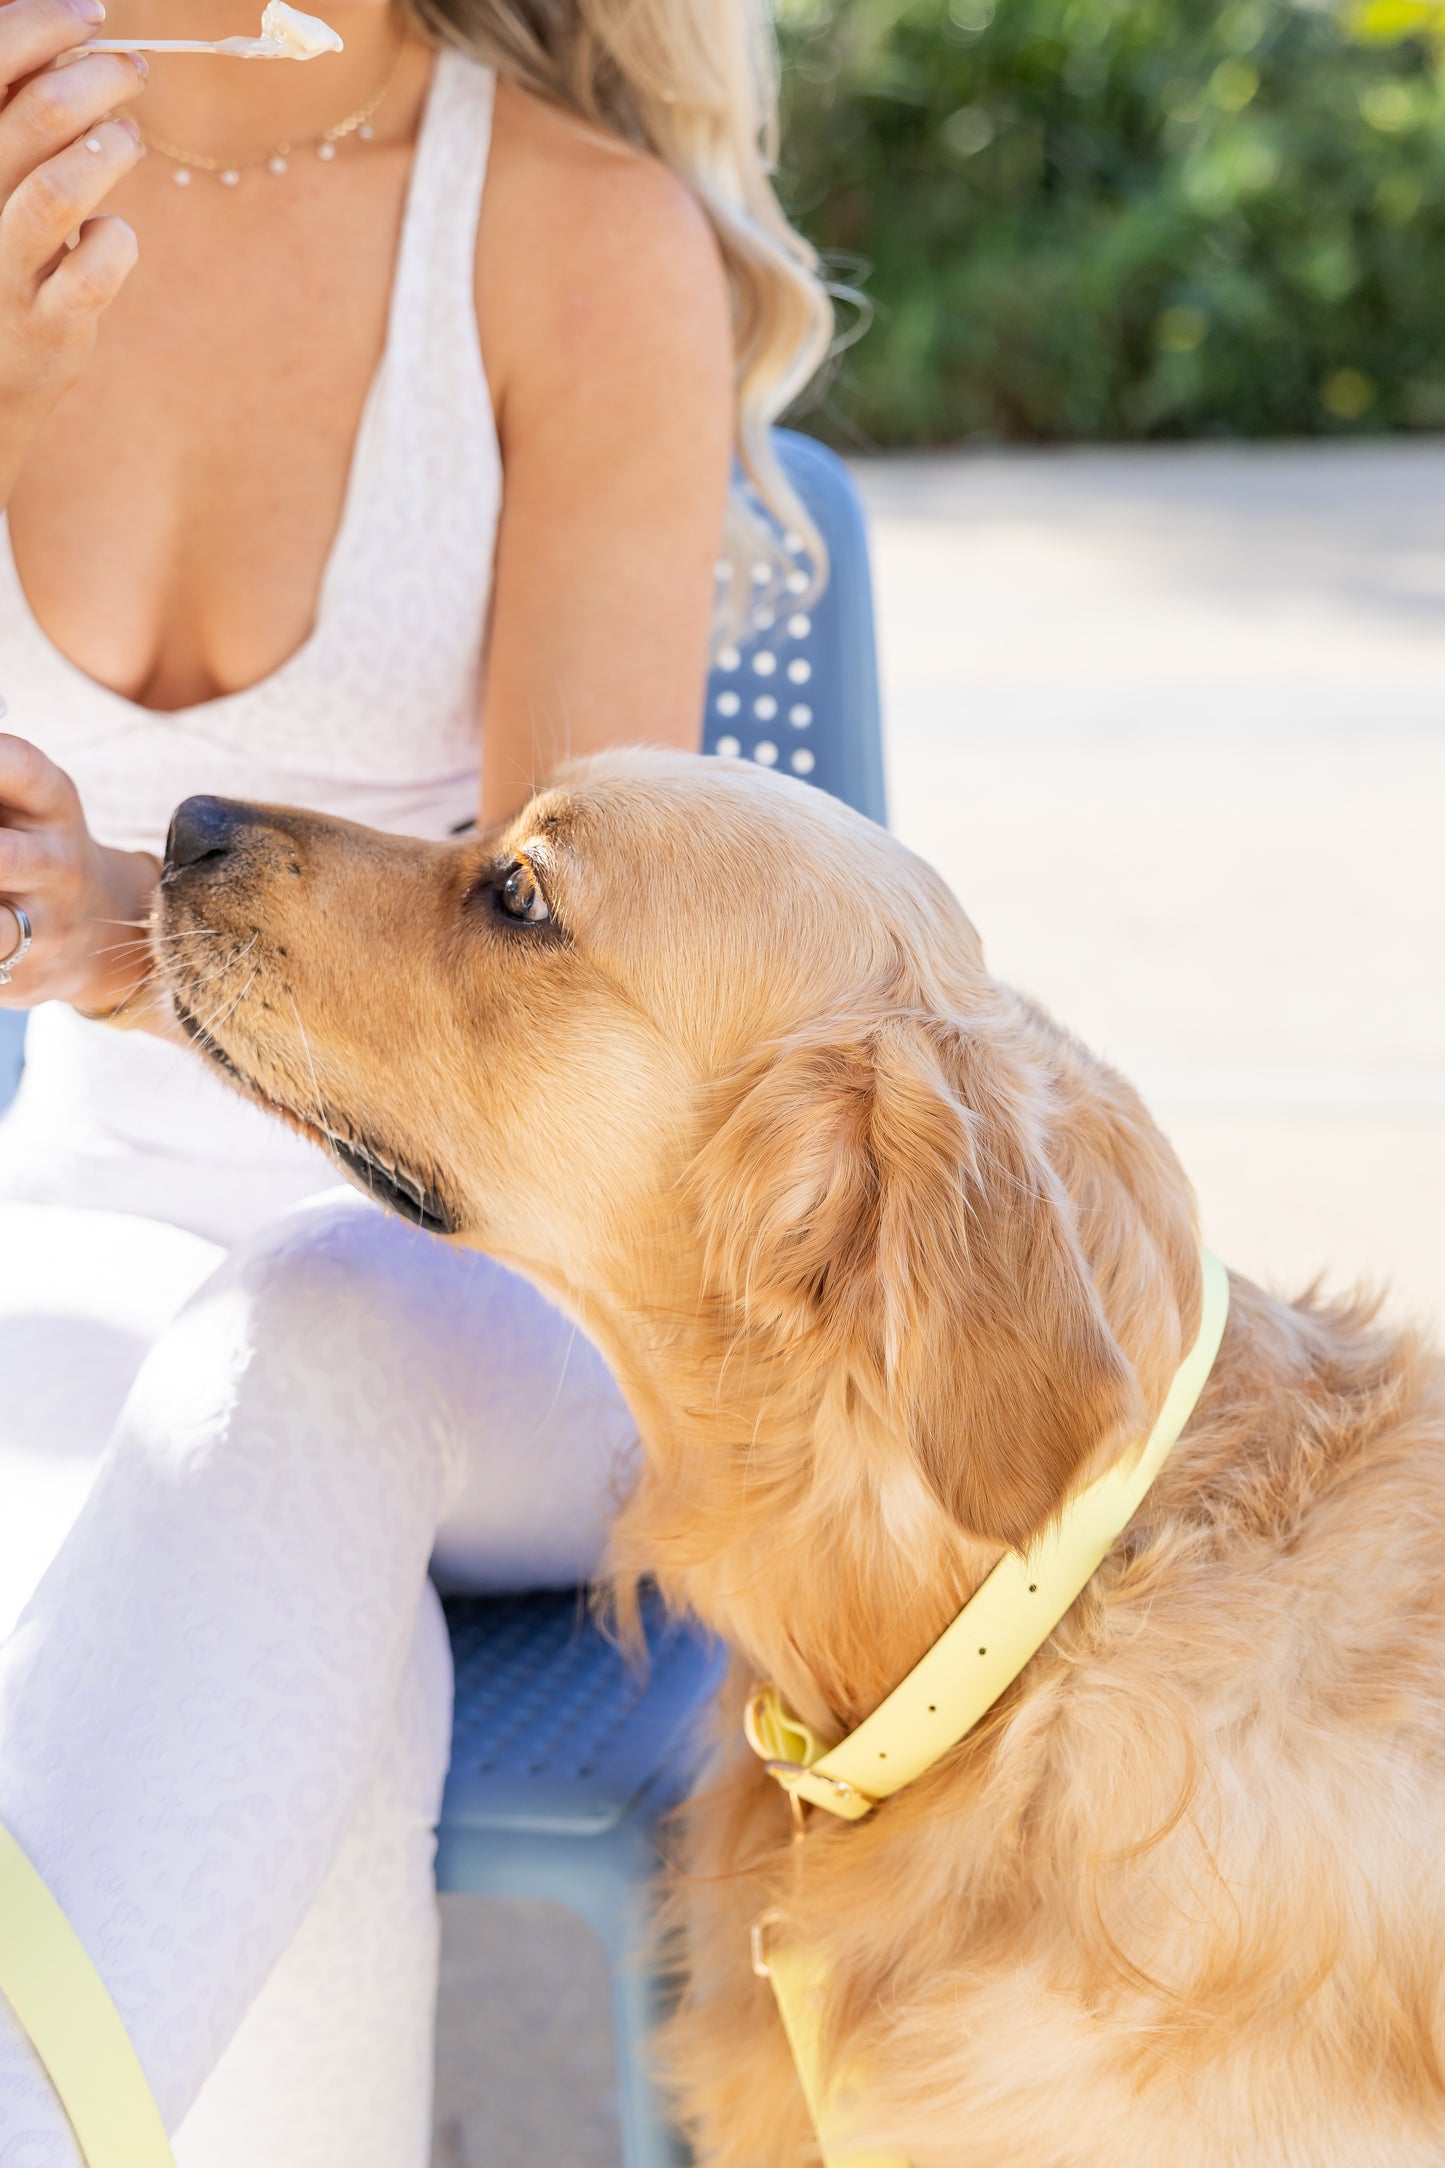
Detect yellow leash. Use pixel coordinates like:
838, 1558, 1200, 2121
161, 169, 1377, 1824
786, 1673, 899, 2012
0, 1822, 175, 2168
745, 1248, 1231, 2168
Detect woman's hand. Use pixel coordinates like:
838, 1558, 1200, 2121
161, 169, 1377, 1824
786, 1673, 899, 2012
0, 0, 147, 509
0, 733, 156, 1012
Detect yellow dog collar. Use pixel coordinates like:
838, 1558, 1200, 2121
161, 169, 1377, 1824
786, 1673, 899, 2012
0, 1822, 175, 2167
747, 1246, 1230, 1822
745, 1248, 1231, 2168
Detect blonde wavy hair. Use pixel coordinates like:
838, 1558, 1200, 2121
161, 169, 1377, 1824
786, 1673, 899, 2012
398, 0, 836, 637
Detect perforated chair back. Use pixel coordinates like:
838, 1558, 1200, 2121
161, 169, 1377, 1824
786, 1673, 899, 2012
702, 429, 886, 824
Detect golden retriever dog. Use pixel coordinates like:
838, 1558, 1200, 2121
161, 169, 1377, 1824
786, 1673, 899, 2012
156, 752, 1445, 2168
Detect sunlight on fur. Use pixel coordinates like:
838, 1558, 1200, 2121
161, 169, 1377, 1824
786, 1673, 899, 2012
158, 751, 1445, 2167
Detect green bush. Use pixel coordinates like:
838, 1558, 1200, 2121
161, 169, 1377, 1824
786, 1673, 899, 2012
778, 0, 1445, 441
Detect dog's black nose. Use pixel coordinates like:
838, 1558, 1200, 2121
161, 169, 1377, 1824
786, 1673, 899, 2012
165, 796, 249, 873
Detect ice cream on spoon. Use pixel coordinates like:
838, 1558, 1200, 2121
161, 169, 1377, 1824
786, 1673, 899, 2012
86, 2, 344, 57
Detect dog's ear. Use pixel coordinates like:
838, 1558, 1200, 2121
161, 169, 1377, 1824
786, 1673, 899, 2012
694, 1011, 1141, 1549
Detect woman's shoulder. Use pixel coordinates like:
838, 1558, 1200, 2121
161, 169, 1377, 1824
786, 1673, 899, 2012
476, 75, 730, 413
488, 76, 717, 265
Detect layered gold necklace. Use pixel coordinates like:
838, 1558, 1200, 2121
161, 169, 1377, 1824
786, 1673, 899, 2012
138, 35, 406, 186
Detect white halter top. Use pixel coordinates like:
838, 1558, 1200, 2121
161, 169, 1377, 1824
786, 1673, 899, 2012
0, 51, 504, 1245
0, 47, 499, 856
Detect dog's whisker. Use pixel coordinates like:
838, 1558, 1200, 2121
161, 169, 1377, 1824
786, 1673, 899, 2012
185, 953, 257, 1014
91, 928, 216, 964
200, 968, 259, 1041
176, 970, 249, 1006
286, 991, 332, 1139
522, 1315, 587, 1448
183, 941, 260, 1041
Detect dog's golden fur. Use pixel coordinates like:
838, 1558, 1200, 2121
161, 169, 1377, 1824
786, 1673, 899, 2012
158, 752, 1445, 2166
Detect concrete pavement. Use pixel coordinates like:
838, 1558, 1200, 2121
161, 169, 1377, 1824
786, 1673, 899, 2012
433, 439, 1445, 2163
863, 441, 1445, 1328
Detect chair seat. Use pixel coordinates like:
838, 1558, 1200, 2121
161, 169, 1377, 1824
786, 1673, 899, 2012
440, 1591, 726, 1847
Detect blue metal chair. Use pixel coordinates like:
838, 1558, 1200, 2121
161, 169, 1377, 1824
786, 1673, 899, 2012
699, 429, 886, 822
0, 426, 885, 2168
436, 428, 885, 2167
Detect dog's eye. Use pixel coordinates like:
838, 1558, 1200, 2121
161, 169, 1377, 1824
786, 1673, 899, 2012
498, 861, 550, 924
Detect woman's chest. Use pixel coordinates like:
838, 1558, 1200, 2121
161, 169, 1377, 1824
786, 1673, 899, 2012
7, 157, 413, 713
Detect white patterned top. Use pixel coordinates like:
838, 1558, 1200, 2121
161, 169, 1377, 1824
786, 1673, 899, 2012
0, 50, 503, 1242
0, 47, 500, 857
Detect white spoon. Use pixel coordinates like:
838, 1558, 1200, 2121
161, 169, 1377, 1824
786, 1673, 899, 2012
86, 1, 342, 56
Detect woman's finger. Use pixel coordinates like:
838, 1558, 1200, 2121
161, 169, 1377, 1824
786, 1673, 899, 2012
5, 122, 142, 296
0, 0, 106, 101
0, 52, 145, 219
0, 732, 79, 823
36, 200, 135, 316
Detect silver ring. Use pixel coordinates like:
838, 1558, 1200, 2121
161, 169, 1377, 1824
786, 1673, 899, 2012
0, 904, 32, 986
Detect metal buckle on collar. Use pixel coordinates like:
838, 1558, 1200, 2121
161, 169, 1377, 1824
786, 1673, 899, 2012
746, 1687, 878, 1828
750, 1906, 782, 1979
763, 1759, 873, 1816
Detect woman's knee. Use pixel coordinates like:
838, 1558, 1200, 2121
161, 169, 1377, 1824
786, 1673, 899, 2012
229, 1190, 446, 1343
119, 1190, 634, 1580
118, 1192, 466, 1515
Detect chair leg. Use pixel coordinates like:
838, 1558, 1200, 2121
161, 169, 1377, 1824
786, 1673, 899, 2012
435, 1823, 692, 2167
595, 1887, 687, 2168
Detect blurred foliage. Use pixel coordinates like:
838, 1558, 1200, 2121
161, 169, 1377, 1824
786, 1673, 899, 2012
777, 0, 1445, 440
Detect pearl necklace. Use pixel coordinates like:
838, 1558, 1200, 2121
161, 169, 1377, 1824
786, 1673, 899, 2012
138, 37, 405, 186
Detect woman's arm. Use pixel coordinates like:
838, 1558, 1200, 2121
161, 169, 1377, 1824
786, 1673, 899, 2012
475, 81, 734, 826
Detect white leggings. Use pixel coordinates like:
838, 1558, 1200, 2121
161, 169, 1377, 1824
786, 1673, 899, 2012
0, 1190, 636, 2167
